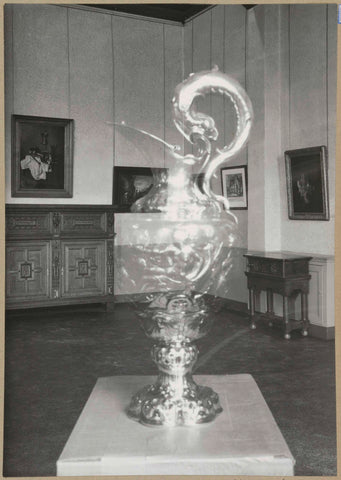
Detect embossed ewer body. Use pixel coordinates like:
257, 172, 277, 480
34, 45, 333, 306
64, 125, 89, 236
119, 67, 253, 426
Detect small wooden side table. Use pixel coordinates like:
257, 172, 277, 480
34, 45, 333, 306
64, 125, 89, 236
244, 252, 312, 339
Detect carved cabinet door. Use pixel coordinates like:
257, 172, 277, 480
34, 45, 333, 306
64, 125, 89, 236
6, 241, 50, 302
61, 241, 106, 297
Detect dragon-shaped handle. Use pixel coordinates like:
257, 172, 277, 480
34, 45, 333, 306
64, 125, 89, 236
172, 66, 253, 207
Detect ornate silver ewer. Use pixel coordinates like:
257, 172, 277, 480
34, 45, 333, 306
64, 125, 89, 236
117, 67, 253, 426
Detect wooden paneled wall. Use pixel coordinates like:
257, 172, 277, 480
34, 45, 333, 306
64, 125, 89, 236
185, 5, 247, 160
245, 4, 336, 326
183, 4, 337, 305
184, 5, 249, 304
244, 4, 336, 256
5, 4, 336, 305
184, 5, 248, 253
280, 4, 336, 255
5, 5, 184, 204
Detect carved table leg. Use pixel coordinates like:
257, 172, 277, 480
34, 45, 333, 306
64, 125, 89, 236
283, 295, 291, 340
249, 288, 256, 330
301, 292, 309, 336
266, 288, 274, 327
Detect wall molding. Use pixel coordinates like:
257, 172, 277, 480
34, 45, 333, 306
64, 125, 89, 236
308, 323, 335, 341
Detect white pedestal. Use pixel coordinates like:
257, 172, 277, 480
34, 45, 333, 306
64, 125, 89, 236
57, 374, 295, 476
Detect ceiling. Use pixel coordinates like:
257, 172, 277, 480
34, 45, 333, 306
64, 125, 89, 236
84, 4, 256, 23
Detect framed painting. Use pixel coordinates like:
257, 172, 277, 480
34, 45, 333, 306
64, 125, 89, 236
12, 115, 74, 197
220, 165, 247, 209
113, 166, 167, 212
285, 146, 329, 220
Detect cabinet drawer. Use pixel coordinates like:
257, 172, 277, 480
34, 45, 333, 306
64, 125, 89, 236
6, 211, 51, 238
60, 212, 107, 237
6, 241, 50, 302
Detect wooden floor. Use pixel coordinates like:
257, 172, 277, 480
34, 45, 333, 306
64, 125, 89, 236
4, 303, 337, 476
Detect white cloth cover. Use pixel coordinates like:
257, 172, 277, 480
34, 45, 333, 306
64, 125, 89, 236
57, 374, 295, 476
21, 155, 49, 180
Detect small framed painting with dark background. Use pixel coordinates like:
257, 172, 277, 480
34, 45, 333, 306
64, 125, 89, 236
113, 166, 168, 212
285, 146, 329, 220
12, 115, 73, 198
221, 165, 248, 209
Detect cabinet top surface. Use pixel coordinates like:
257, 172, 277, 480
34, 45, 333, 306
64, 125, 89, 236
244, 251, 312, 261
6, 204, 114, 211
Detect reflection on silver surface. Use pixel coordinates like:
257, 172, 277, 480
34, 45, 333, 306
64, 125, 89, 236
119, 67, 253, 426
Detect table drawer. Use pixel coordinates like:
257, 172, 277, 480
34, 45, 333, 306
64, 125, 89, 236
247, 258, 283, 276
284, 259, 309, 276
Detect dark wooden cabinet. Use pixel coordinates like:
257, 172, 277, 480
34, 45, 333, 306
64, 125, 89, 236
5, 205, 115, 310
244, 251, 312, 339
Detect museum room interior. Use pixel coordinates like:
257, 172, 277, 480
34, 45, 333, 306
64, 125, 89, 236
3, 2, 337, 477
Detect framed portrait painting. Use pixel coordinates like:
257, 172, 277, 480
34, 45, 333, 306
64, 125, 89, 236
12, 115, 74, 197
220, 165, 247, 209
285, 146, 329, 220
